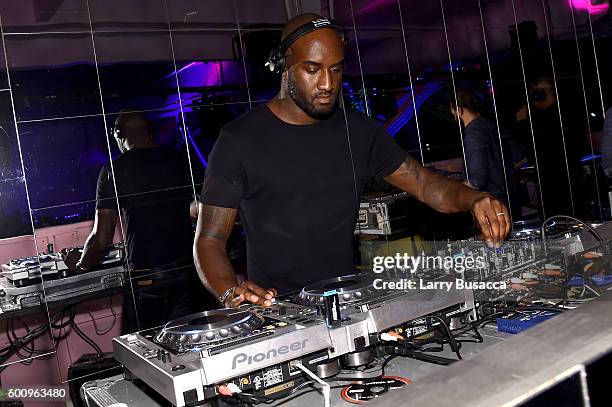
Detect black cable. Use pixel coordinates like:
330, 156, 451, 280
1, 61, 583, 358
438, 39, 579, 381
68, 308, 103, 356
427, 316, 462, 360
0, 307, 69, 373
381, 354, 398, 377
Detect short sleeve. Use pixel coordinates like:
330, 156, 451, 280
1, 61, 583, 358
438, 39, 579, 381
365, 118, 408, 180
96, 165, 117, 210
199, 130, 244, 208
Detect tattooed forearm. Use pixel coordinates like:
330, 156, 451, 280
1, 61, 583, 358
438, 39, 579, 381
194, 204, 239, 296
396, 156, 423, 182
422, 180, 448, 209
385, 156, 483, 213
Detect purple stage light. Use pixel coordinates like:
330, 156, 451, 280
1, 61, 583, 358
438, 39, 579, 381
569, 0, 609, 14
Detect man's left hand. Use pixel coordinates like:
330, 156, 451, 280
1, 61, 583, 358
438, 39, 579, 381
471, 194, 510, 246
61, 248, 82, 272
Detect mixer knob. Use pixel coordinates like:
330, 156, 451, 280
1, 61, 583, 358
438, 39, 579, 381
191, 334, 201, 342
205, 331, 215, 340
231, 326, 241, 334
342, 293, 351, 301
179, 335, 188, 343
354, 291, 362, 299
219, 329, 229, 337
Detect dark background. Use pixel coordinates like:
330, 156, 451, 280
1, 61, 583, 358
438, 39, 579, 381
0, 0, 611, 239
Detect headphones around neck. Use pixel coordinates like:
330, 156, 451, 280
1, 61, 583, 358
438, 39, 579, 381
265, 18, 349, 74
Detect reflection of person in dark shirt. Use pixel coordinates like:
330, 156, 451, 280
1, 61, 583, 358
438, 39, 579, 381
515, 79, 588, 218
450, 89, 523, 209
62, 111, 214, 333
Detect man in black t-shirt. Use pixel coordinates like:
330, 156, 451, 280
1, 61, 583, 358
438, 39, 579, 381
194, 13, 510, 307
63, 111, 214, 333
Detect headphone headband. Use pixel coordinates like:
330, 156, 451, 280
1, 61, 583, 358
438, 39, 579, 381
265, 18, 348, 74
280, 18, 345, 54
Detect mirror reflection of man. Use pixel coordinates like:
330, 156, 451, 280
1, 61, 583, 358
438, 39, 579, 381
516, 79, 588, 217
63, 111, 214, 333
194, 14, 510, 309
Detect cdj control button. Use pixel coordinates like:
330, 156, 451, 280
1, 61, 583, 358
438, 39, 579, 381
231, 326, 241, 334
205, 331, 215, 340
277, 322, 288, 327
342, 293, 351, 301
219, 329, 229, 337
191, 334, 201, 342
354, 292, 362, 299
171, 364, 185, 371
264, 325, 275, 330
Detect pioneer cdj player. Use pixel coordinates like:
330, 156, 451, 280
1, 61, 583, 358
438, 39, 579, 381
113, 272, 474, 406
113, 304, 332, 406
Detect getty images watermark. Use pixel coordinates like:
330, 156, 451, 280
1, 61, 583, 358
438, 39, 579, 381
371, 253, 507, 291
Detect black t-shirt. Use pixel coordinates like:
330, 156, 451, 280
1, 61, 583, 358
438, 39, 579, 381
96, 147, 194, 270
200, 105, 407, 294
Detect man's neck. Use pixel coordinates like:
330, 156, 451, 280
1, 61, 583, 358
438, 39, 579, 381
462, 112, 480, 127
267, 93, 318, 125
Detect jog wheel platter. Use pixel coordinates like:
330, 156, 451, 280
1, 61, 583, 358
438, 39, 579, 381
294, 274, 378, 307
154, 309, 265, 351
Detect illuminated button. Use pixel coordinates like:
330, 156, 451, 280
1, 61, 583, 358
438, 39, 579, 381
191, 334, 201, 342
205, 331, 215, 340
277, 322, 288, 327
219, 329, 229, 337
264, 325, 275, 330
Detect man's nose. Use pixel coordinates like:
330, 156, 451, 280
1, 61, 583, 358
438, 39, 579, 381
318, 70, 333, 91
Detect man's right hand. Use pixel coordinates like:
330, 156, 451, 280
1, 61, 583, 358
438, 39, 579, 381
225, 280, 277, 308
61, 248, 82, 272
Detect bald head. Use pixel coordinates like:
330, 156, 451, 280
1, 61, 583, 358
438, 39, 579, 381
113, 110, 154, 152
281, 13, 325, 41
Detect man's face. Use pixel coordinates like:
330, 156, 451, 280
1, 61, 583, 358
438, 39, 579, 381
285, 28, 344, 119
450, 105, 462, 123
113, 120, 128, 153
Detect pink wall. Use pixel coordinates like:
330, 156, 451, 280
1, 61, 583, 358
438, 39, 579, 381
1, 295, 123, 406
1, 222, 125, 406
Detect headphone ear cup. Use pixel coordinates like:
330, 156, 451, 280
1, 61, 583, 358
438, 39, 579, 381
531, 88, 546, 102
266, 47, 283, 74
276, 55, 285, 74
